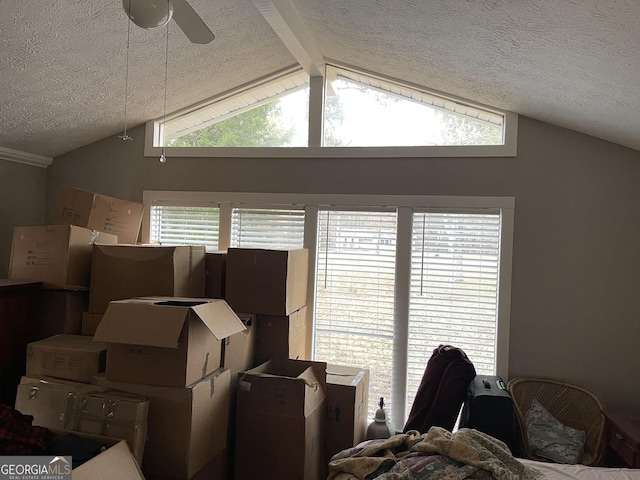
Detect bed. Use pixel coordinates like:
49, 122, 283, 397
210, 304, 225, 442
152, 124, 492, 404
327, 428, 640, 480
519, 458, 640, 480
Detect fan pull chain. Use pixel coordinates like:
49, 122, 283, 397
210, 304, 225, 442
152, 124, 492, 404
159, 2, 170, 163
119, 0, 133, 141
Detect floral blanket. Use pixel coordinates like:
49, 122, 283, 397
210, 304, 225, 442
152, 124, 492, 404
327, 427, 543, 480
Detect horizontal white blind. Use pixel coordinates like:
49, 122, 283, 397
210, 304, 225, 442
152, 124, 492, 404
314, 209, 397, 421
149, 205, 220, 249
231, 207, 305, 249
406, 211, 500, 412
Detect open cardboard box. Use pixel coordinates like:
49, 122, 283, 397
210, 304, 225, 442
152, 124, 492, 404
72, 438, 145, 480
94, 297, 245, 387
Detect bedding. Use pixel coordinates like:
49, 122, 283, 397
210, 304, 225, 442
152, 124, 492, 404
328, 427, 640, 480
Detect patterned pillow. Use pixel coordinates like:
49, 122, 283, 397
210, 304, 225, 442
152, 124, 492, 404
524, 399, 585, 464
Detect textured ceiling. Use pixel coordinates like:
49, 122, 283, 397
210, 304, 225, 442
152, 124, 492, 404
1, 0, 640, 160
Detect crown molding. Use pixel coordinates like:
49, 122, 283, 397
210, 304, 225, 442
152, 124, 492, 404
0, 146, 53, 168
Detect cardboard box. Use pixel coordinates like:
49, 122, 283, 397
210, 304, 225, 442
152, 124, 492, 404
8, 225, 118, 289
94, 297, 245, 387
15, 376, 148, 465
15, 377, 103, 430
235, 358, 327, 480
54, 186, 144, 245
73, 438, 145, 480
88, 244, 206, 314
222, 313, 256, 375
225, 248, 308, 315
76, 390, 149, 464
26, 334, 108, 382
35, 289, 89, 338
93, 368, 231, 480
191, 448, 227, 480
325, 365, 370, 463
254, 307, 307, 365
205, 251, 227, 299
223, 313, 255, 480
82, 312, 103, 336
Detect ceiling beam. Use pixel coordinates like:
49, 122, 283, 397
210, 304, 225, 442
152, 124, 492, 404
252, 0, 324, 77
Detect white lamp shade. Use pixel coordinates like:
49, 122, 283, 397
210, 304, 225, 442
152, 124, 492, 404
122, 0, 174, 30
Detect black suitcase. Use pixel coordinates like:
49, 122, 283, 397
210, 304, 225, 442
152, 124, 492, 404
459, 375, 519, 454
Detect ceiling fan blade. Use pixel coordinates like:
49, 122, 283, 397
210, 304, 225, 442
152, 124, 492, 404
171, 0, 215, 44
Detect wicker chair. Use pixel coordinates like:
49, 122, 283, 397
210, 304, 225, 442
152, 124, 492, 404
507, 377, 606, 466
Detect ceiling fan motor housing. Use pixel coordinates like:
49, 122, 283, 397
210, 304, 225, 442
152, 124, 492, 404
122, 0, 174, 30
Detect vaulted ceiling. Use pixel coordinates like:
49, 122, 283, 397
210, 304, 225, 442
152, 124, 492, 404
2, 0, 639, 164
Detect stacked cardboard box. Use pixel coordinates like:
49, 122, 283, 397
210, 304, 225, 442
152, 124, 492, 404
18, 333, 150, 465
92, 297, 246, 479
9, 224, 118, 291
53, 186, 145, 245
15, 376, 149, 464
224, 248, 311, 477
8, 186, 144, 339
88, 244, 206, 314
205, 251, 227, 299
225, 247, 309, 363
25, 334, 108, 383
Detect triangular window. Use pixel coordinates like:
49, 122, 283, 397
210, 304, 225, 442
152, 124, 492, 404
324, 64, 504, 147
154, 63, 511, 152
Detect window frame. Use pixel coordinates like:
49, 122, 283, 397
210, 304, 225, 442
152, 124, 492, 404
142, 190, 515, 425
143, 63, 518, 159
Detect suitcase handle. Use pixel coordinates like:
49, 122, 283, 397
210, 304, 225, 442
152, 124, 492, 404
482, 378, 507, 390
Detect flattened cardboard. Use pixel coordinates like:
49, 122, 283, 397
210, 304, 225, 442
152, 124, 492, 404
235, 358, 327, 480
325, 365, 370, 463
255, 307, 307, 365
88, 244, 206, 313
225, 248, 308, 315
94, 297, 245, 387
9, 225, 117, 289
72, 439, 145, 480
26, 334, 108, 382
92, 368, 230, 480
54, 186, 144, 245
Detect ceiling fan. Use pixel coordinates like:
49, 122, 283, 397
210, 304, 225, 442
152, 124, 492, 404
122, 0, 215, 44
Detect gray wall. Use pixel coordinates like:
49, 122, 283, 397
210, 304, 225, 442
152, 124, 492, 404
0, 159, 47, 276
5, 115, 640, 412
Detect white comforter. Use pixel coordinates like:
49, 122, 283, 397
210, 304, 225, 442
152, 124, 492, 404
520, 458, 640, 480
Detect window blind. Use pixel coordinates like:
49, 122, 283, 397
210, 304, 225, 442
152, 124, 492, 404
314, 208, 398, 420
406, 211, 501, 412
149, 204, 220, 249
230, 207, 305, 249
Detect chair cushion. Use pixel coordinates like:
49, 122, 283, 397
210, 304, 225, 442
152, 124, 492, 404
525, 399, 585, 464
